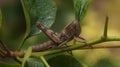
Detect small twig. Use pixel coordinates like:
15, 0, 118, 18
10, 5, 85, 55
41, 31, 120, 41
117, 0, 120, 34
0, 52, 5, 58
0, 40, 7, 55
0, 40, 14, 57
0, 40, 10, 51
0, 40, 4, 48
0, 48, 6, 55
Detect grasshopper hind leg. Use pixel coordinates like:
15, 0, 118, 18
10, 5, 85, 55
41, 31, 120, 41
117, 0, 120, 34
36, 22, 60, 43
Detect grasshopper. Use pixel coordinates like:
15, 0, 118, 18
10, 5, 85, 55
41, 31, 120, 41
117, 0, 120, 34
32, 20, 86, 52
32, 3, 87, 52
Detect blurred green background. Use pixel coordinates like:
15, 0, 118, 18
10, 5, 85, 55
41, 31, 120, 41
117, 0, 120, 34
0, 0, 120, 67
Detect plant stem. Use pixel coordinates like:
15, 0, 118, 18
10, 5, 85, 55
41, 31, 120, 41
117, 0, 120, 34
17, 0, 31, 50
40, 56, 50, 67
79, 45, 120, 50
4, 36, 120, 59
31, 37, 120, 56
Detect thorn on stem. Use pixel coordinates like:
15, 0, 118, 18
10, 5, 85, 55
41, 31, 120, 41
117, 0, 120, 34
103, 16, 109, 39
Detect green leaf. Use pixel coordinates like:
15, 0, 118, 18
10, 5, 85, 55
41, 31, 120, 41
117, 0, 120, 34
0, 58, 21, 67
0, 1, 27, 50
26, 58, 45, 67
23, 0, 57, 36
0, 9, 2, 28
0, 62, 20, 67
93, 58, 117, 67
73, 0, 93, 21
47, 55, 84, 67
22, 47, 32, 67
18, 0, 57, 49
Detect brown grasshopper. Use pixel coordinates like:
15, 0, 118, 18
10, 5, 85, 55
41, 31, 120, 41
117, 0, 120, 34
32, 20, 86, 52
32, 3, 87, 52
31, 2, 90, 51
31, 0, 92, 52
